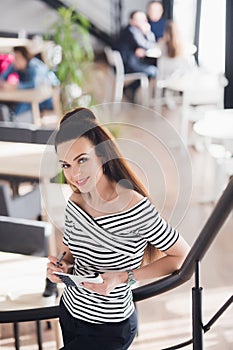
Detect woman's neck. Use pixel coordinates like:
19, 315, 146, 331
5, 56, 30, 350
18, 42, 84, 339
83, 178, 117, 207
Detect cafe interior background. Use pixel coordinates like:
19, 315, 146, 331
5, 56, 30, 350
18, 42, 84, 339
0, 1, 232, 349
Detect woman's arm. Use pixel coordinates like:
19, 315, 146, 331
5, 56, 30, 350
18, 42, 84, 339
83, 236, 190, 295
133, 235, 190, 281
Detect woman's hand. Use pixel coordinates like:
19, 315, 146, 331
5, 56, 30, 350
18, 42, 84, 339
83, 271, 128, 296
46, 255, 69, 284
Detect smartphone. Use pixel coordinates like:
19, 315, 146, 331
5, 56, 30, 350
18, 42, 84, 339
53, 271, 103, 288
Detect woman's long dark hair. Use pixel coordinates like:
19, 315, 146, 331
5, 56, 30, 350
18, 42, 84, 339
55, 107, 150, 196
55, 107, 162, 264
164, 20, 183, 58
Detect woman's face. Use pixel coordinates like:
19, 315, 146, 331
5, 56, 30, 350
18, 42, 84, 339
13, 51, 28, 71
57, 136, 104, 193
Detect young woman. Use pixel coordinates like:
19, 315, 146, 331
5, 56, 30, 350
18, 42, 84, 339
155, 20, 196, 109
46, 107, 190, 350
157, 20, 196, 81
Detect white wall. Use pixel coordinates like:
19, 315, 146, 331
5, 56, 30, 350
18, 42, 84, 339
0, 0, 58, 35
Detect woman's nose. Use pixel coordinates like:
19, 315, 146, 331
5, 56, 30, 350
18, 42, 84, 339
71, 163, 81, 178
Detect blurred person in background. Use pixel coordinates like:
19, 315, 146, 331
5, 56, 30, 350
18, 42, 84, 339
147, 1, 167, 42
115, 10, 158, 103
156, 20, 197, 108
157, 20, 196, 80
0, 46, 59, 122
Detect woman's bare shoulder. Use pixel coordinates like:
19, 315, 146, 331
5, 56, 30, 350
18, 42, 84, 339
120, 188, 145, 209
69, 192, 82, 205
131, 190, 144, 203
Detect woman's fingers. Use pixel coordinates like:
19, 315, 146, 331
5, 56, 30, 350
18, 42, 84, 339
47, 255, 59, 265
46, 256, 64, 283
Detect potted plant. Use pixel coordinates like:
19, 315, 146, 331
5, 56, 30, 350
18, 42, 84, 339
46, 6, 94, 112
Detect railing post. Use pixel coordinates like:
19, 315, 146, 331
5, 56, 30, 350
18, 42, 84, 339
192, 260, 203, 349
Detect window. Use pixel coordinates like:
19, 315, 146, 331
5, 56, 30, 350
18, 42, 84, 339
198, 0, 226, 73
174, 0, 226, 74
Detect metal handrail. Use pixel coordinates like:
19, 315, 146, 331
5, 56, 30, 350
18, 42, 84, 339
133, 176, 233, 302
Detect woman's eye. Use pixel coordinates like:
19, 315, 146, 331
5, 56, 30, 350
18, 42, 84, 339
78, 157, 88, 164
61, 163, 70, 169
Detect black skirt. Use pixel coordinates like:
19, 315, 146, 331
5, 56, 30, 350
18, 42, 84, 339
59, 298, 138, 350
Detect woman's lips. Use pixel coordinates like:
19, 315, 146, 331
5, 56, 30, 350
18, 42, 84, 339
76, 177, 89, 187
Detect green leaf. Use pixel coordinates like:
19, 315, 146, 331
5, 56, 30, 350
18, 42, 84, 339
46, 5, 94, 111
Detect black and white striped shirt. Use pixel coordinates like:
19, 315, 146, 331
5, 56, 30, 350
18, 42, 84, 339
62, 197, 179, 324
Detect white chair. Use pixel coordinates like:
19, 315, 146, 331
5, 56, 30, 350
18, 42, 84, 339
155, 66, 228, 145
104, 47, 150, 106
155, 54, 197, 109
180, 70, 228, 145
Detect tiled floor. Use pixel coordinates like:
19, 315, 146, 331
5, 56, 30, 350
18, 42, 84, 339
0, 63, 232, 349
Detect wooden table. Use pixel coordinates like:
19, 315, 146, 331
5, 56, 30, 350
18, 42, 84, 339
0, 141, 58, 198
0, 141, 58, 180
0, 252, 62, 349
0, 85, 53, 126
0, 252, 54, 310
0, 38, 31, 52
0, 37, 54, 56
193, 109, 233, 141
0, 141, 70, 231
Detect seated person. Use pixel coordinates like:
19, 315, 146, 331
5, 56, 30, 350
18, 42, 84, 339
156, 20, 196, 108
157, 20, 196, 80
114, 10, 157, 102
147, 1, 167, 42
0, 53, 14, 75
0, 46, 59, 121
